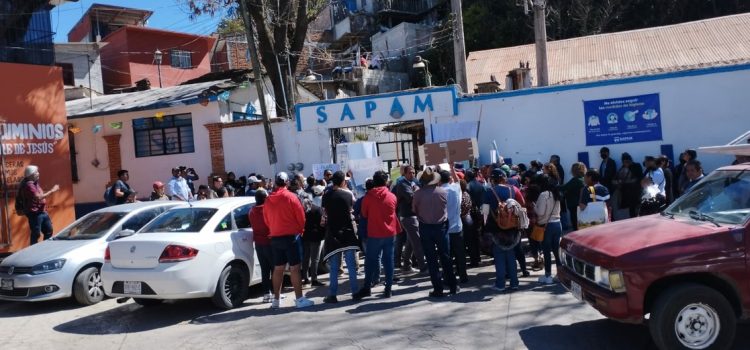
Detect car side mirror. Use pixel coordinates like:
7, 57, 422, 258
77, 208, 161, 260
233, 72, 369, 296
114, 229, 135, 240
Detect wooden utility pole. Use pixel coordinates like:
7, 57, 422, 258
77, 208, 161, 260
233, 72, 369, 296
239, 0, 277, 164
451, 0, 468, 93
532, 0, 549, 87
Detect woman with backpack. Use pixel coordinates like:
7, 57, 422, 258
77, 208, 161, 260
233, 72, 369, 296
533, 175, 562, 285
481, 169, 526, 293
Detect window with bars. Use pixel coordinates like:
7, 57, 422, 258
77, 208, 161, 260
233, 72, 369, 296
133, 114, 195, 158
170, 50, 193, 69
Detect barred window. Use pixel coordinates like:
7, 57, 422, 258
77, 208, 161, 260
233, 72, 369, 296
133, 114, 195, 157
170, 50, 192, 69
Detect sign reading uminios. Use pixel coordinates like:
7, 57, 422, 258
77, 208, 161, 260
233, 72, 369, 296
1, 122, 66, 155
295, 86, 459, 131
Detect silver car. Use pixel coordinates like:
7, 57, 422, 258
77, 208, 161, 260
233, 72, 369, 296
0, 201, 179, 305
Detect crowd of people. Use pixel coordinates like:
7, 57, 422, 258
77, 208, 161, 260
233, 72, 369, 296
89, 146, 714, 309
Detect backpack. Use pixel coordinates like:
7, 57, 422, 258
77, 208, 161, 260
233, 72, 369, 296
490, 185, 519, 230
103, 184, 117, 206
14, 181, 27, 215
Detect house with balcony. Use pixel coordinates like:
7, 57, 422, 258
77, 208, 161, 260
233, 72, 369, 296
67, 4, 216, 93
299, 0, 447, 98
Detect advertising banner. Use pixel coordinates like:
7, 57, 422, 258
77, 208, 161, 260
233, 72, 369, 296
583, 93, 662, 146
0, 63, 75, 252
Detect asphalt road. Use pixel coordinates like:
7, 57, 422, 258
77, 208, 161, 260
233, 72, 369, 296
1, 262, 748, 350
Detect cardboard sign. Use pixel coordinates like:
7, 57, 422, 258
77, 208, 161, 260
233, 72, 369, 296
347, 157, 383, 188
423, 138, 478, 166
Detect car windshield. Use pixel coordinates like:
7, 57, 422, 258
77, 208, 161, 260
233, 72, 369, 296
54, 212, 127, 240
140, 208, 218, 233
666, 169, 750, 225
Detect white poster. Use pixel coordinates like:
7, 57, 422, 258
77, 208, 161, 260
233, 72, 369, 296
312, 163, 341, 179
347, 157, 384, 188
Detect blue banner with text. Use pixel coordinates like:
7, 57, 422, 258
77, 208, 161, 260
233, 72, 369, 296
584, 93, 662, 146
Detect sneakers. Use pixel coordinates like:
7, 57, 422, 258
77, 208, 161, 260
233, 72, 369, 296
538, 276, 555, 284
262, 292, 273, 303
491, 285, 505, 293
382, 288, 392, 298
311, 280, 325, 287
323, 295, 338, 304
295, 296, 314, 309
270, 298, 280, 309
428, 290, 445, 298
521, 271, 531, 277
400, 266, 419, 274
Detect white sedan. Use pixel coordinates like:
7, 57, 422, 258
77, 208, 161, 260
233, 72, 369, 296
0, 201, 179, 304
102, 197, 261, 309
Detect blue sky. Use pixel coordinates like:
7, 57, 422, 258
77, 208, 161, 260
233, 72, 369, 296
51, 0, 229, 42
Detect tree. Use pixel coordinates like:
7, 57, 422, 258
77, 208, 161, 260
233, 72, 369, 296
216, 15, 245, 37
186, 0, 327, 118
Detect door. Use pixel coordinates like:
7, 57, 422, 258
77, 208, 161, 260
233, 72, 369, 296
230, 204, 257, 283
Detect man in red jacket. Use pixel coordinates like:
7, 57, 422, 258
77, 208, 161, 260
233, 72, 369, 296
263, 172, 314, 309
353, 170, 400, 300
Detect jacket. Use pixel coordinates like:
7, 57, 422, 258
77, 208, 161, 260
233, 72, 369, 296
248, 205, 271, 245
393, 177, 417, 217
361, 186, 400, 238
263, 187, 305, 237
303, 205, 325, 242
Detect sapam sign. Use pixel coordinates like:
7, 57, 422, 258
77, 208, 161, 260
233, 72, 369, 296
0, 63, 75, 252
294, 86, 459, 131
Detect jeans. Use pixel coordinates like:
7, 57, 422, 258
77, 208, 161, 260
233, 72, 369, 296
302, 240, 322, 281
493, 242, 518, 288
419, 222, 456, 292
463, 213, 481, 265
542, 221, 563, 277
514, 241, 528, 273
363, 236, 394, 289
449, 232, 467, 280
256, 244, 273, 293
329, 250, 359, 297
400, 216, 425, 270
26, 212, 53, 246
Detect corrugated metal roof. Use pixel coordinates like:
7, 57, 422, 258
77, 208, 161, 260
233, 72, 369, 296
466, 13, 750, 91
66, 81, 221, 119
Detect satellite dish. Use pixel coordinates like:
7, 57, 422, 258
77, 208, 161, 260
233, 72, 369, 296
295, 163, 304, 171
287, 163, 296, 171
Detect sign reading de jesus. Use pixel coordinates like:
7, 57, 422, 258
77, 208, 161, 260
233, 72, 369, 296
295, 86, 458, 131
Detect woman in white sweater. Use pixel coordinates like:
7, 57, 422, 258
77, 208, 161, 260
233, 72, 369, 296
533, 174, 562, 284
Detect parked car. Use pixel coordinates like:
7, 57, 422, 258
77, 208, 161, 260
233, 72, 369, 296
558, 161, 750, 350
0, 201, 180, 305
102, 197, 260, 309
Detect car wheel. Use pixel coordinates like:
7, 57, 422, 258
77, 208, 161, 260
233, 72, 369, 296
211, 264, 249, 309
73, 266, 104, 305
133, 298, 162, 307
649, 283, 736, 350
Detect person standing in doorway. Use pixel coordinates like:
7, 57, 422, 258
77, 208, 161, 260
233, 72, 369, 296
412, 167, 458, 297
263, 172, 314, 309
18, 165, 59, 246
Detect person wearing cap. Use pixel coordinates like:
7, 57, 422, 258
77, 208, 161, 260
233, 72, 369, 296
166, 167, 192, 201
150, 182, 169, 201
246, 175, 262, 197
18, 165, 59, 245
482, 168, 525, 292
263, 172, 314, 309
412, 167, 457, 297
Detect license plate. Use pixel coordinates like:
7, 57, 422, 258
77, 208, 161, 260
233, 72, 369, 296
123, 281, 142, 295
571, 281, 583, 301
0, 279, 13, 290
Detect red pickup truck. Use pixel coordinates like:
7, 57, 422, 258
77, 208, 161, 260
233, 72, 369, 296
559, 162, 750, 350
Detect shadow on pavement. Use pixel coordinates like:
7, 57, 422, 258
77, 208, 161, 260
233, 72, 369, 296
53, 299, 227, 334
519, 319, 750, 350
0, 298, 87, 318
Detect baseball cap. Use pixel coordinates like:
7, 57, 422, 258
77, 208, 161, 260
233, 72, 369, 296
491, 168, 507, 179
248, 176, 261, 183
275, 172, 289, 184
153, 181, 164, 189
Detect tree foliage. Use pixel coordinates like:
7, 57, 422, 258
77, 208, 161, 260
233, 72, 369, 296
216, 15, 245, 37
463, 0, 750, 53
185, 0, 327, 118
